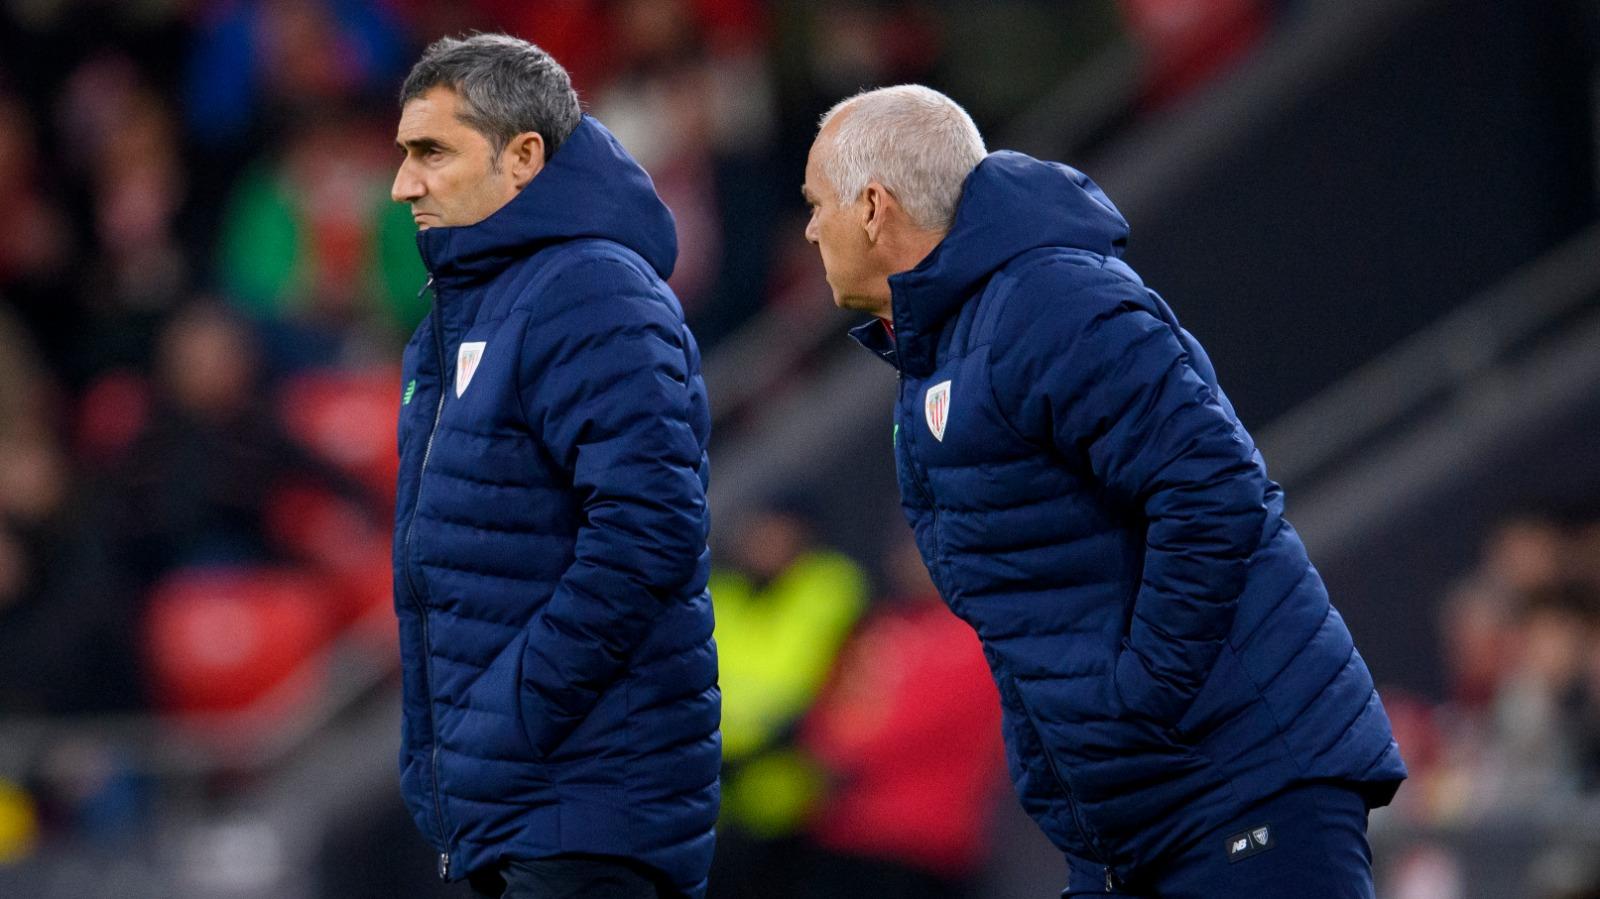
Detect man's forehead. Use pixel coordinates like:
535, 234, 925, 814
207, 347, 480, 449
803, 137, 829, 180
397, 87, 461, 135
800, 174, 822, 204
803, 135, 842, 200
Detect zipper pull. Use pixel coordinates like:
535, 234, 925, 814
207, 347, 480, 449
437, 852, 451, 880
418, 274, 436, 299
1104, 867, 1114, 892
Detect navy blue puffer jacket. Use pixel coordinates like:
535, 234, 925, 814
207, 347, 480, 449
851, 151, 1405, 882
393, 116, 718, 897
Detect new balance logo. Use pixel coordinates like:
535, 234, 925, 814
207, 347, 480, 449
1225, 823, 1275, 863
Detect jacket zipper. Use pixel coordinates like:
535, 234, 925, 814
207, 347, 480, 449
402, 274, 451, 873
895, 370, 955, 597
894, 363, 1118, 890
1015, 677, 1117, 890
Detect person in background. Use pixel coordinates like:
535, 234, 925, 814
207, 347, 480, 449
107, 305, 372, 582
0, 309, 135, 714
1489, 581, 1600, 799
707, 501, 867, 899
800, 528, 1006, 899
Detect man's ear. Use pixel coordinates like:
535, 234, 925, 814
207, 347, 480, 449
507, 131, 546, 190
862, 182, 890, 243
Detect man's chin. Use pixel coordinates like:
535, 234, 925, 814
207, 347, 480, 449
832, 289, 887, 317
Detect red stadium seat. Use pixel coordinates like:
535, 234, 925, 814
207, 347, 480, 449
263, 484, 392, 630
276, 367, 402, 499
337, 552, 400, 653
143, 567, 334, 720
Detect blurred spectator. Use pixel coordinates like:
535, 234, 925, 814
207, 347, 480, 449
799, 532, 1006, 899
58, 57, 189, 301
0, 309, 134, 714
1490, 581, 1600, 798
708, 501, 868, 899
54, 57, 195, 382
1481, 513, 1571, 595
182, 0, 410, 151
576, 0, 778, 343
0, 87, 75, 360
100, 303, 379, 589
0, 513, 133, 720
216, 110, 427, 371
1439, 579, 1519, 713
1394, 513, 1600, 828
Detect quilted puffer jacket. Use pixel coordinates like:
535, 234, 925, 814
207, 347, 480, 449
393, 115, 718, 897
850, 151, 1405, 885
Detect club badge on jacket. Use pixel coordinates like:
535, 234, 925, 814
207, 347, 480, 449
925, 380, 952, 441
457, 342, 487, 397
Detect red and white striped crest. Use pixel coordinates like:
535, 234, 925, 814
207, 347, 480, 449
925, 380, 951, 442
456, 341, 486, 398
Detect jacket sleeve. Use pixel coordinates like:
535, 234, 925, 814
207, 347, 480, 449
992, 265, 1269, 728
517, 258, 708, 756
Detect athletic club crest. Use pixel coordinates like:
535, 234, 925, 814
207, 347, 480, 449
456, 341, 486, 397
925, 380, 952, 441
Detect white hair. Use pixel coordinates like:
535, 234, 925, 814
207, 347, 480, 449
817, 85, 986, 232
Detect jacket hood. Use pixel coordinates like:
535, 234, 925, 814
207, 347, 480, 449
415, 115, 677, 285
882, 151, 1129, 372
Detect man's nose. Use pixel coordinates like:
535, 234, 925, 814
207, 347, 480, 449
804, 212, 819, 245
392, 160, 424, 204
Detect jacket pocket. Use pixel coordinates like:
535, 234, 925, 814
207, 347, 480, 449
1172, 642, 1256, 744
1011, 671, 1219, 866
458, 630, 540, 763
1007, 679, 1114, 865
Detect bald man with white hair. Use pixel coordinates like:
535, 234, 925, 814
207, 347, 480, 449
802, 86, 1405, 898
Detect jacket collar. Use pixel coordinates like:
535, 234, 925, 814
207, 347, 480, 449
853, 150, 1130, 376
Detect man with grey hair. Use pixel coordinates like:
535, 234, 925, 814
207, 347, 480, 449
391, 34, 718, 899
805, 86, 1404, 897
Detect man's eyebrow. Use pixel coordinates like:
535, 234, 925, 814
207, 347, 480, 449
800, 185, 816, 203
397, 137, 448, 154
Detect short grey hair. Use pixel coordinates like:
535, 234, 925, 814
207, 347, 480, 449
400, 33, 581, 163
818, 85, 986, 231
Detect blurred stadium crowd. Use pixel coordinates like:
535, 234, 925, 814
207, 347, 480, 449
1380, 514, 1600, 899
0, 1, 1597, 897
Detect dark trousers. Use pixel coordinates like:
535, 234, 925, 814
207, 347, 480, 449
468, 854, 663, 899
1062, 782, 1375, 898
